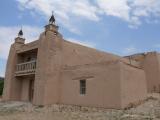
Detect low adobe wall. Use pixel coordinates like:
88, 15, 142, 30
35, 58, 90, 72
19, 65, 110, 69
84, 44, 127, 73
124, 52, 160, 93
143, 52, 160, 93
120, 62, 147, 108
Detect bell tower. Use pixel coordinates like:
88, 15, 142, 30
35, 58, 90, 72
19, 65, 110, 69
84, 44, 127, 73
45, 11, 59, 35
3, 28, 25, 101
33, 12, 62, 105
15, 28, 25, 44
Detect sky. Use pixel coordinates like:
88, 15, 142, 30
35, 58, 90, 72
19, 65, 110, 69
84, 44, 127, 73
0, 0, 160, 77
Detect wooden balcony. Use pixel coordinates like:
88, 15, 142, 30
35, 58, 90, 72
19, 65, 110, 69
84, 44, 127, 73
15, 60, 36, 76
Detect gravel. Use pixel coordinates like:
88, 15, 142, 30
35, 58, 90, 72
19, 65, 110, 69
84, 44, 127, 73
0, 93, 160, 120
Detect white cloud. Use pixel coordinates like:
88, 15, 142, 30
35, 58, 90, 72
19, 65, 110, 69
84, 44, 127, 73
71, 1, 99, 21
128, 16, 142, 29
97, 0, 160, 27
122, 46, 140, 55
0, 26, 42, 59
132, 0, 160, 16
16, 0, 99, 21
67, 38, 96, 48
15, 0, 160, 30
96, 0, 130, 21
15, 0, 99, 34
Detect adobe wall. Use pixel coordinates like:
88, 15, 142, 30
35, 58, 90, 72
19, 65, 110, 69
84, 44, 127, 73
3, 41, 24, 101
62, 40, 121, 66
124, 52, 160, 93
62, 41, 143, 70
122, 58, 141, 68
43, 31, 62, 105
17, 40, 39, 53
60, 61, 122, 109
158, 53, 160, 72
124, 53, 146, 63
10, 77, 22, 101
155, 53, 160, 92
33, 29, 62, 105
143, 52, 160, 93
157, 53, 160, 71
120, 62, 147, 108
33, 32, 50, 105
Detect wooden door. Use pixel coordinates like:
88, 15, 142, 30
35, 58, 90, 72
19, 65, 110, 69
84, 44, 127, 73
29, 80, 34, 102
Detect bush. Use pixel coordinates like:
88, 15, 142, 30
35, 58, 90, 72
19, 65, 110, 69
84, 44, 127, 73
0, 79, 4, 96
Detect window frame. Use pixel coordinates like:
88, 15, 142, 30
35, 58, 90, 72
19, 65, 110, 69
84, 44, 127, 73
80, 79, 86, 95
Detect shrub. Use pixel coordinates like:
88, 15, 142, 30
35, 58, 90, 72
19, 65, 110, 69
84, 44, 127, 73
0, 78, 4, 96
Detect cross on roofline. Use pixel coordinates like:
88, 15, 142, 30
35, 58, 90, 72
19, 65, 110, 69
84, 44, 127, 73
49, 11, 56, 24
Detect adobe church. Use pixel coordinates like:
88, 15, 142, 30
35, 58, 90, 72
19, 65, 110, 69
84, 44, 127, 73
3, 14, 160, 109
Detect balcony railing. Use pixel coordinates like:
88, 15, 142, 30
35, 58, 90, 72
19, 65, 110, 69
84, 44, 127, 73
15, 60, 36, 76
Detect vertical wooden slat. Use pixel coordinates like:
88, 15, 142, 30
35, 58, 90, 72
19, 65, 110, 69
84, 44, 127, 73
15, 60, 36, 75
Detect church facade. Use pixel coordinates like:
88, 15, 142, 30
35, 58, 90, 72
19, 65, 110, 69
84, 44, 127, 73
3, 15, 160, 109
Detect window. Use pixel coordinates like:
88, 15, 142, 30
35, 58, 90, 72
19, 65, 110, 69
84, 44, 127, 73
80, 80, 86, 95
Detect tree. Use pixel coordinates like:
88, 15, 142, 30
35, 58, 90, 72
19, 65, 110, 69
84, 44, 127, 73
0, 77, 4, 96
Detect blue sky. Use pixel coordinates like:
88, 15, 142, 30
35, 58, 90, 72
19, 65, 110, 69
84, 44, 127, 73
0, 0, 160, 77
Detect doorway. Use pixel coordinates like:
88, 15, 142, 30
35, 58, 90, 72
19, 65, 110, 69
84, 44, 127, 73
29, 79, 34, 102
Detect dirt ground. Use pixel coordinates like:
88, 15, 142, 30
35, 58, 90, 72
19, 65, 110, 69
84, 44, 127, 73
0, 94, 160, 120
